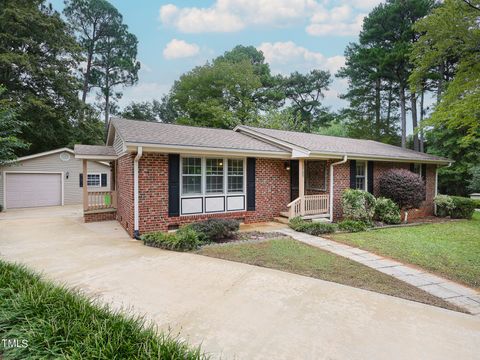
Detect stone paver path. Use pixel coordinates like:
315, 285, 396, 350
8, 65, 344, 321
278, 228, 480, 315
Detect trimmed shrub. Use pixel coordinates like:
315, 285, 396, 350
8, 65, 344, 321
189, 218, 240, 243
342, 189, 376, 223
337, 220, 369, 232
434, 195, 455, 217
472, 199, 480, 209
374, 197, 401, 224
142, 226, 200, 251
289, 217, 337, 235
450, 196, 476, 219
379, 169, 425, 222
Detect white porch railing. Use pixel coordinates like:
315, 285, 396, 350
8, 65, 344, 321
87, 191, 117, 211
287, 194, 329, 219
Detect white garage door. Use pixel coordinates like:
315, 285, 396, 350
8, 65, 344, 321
5, 173, 62, 209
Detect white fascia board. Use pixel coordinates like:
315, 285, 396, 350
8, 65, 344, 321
234, 126, 310, 154
9, 148, 74, 163
124, 143, 291, 159
74, 154, 118, 160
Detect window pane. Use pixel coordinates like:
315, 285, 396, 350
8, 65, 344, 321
87, 174, 100, 186
206, 158, 223, 175
206, 158, 224, 193
228, 159, 243, 175
182, 176, 201, 194
182, 157, 201, 175
355, 177, 365, 190
228, 159, 244, 193
228, 176, 243, 193
356, 163, 365, 176
206, 175, 223, 193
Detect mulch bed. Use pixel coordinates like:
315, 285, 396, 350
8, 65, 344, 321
201, 231, 289, 247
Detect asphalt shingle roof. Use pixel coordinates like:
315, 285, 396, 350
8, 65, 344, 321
111, 118, 287, 153
240, 126, 450, 163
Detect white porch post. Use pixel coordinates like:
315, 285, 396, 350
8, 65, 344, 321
299, 159, 305, 215
82, 159, 88, 211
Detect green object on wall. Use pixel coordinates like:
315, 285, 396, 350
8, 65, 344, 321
104, 194, 111, 206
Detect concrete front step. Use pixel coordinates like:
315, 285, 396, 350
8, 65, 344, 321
274, 216, 289, 224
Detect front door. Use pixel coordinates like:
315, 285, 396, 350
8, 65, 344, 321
290, 160, 299, 201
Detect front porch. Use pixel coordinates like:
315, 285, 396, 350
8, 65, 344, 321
282, 159, 333, 221
75, 145, 118, 222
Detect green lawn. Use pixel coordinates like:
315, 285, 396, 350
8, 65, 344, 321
198, 238, 464, 313
0, 260, 205, 360
329, 212, 480, 289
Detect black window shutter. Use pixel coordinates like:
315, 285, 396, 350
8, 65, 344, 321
79, 174, 83, 188
168, 154, 180, 217
101, 173, 107, 187
367, 161, 374, 193
410, 163, 415, 172
349, 160, 356, 189
421, 164, 427, 182
247, 158, 256, 211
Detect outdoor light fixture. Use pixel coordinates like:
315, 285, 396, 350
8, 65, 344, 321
284, 161, 291, 171
66, 171, 70, 179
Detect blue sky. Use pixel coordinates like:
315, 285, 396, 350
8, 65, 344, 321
49, 0, 384, 113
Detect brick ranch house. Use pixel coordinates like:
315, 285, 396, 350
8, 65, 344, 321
74, 118, 451, 238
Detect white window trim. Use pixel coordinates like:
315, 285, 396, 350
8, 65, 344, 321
87, 173, 101, 188
179, 156, 247, 215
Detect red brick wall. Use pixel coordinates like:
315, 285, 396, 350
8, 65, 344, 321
331, 161, 436, 221
85, 211, 116, 222
135, 154, 291, 234
245, 158, 290, 223
305, 160, 328, 195
116, 154, 134, 237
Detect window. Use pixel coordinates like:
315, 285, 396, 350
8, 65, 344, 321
355, 162, 366, 190
87, 174, 101, 187
228, 159, 244, 193
182, 157, 202, 195
413, 163, 422, 176
206, 158, 224, 194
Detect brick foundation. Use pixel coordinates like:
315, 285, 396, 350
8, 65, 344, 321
84, 210, 117, 222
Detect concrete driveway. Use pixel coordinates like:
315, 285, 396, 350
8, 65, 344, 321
0, 207, 479, 360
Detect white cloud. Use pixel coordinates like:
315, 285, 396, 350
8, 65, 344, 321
306, 13, 365, 36
257, 41, 345, 74
159, 0, 319, 33
163, 39, 200, 60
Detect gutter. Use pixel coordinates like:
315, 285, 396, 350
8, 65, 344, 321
329, 155, 348, 222
133, 146, 143, 239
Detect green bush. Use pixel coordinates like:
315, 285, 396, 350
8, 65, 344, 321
142, 226, 200, 251
337, 220, 369, 232
374, 197, 401, 224
289, 217, 337, 235
471, 199, 480, 209
434, 195, 455, 217
0, 260, 205, 359
450, 196, 476, 219
342, 189, 376, 223
189, 218, 239, 243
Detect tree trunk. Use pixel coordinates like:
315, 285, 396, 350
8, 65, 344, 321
375, 78, 381, 138
419, 88, 425, 153
437, 61, 444, 102
411, 92, 419, 152
82, 50, 93, 104
386, 85, 392, 129
399, 84, 407, 148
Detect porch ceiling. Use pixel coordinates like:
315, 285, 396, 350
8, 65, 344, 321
74, 145, 117, 160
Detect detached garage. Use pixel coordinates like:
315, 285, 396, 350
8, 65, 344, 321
1, 148, 110, 210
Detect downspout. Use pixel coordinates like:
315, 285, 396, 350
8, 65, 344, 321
329, 155, 348, 222
133, 146, 143, 239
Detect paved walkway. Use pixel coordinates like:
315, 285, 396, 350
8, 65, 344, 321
278, 228, 480, 316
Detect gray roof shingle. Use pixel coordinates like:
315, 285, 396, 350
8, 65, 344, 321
239, 126, 450, 163
111, 118, 286, 153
